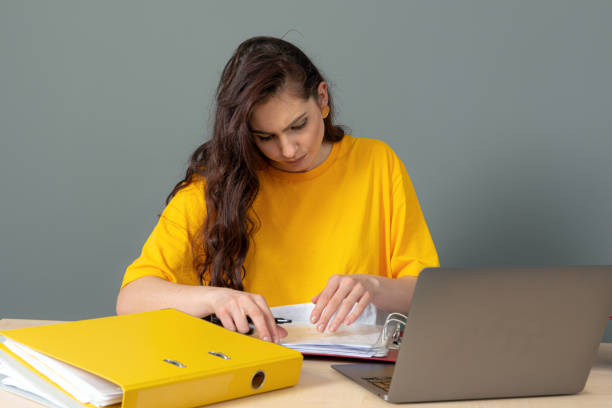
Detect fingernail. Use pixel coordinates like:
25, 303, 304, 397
263, 337, 270, 342
330, 325, 337, 332
317, 324, 324, 332
311, 315, 316, 323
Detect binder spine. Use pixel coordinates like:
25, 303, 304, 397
121, 357, 302, 408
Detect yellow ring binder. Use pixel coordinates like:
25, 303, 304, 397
0, 309, 303, 408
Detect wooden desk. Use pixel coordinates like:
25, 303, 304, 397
1, 319, 611, 408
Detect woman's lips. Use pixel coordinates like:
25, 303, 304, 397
286, 154, 307, 166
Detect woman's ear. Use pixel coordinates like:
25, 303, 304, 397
317, 81, 329, 108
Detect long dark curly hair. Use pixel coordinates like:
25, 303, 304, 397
166, 36, 346, 290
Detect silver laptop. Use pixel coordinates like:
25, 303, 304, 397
332, 266, 612, 403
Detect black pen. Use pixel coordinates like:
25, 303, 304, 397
202, 315, 292, 335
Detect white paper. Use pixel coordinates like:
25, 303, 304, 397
2, 339, 122, 407
271, 303, 388, 357
1, 359, 67, 406
271, 302, 380, 325
0, 349, 85, 408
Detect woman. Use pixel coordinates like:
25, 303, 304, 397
116, 36, 439, 344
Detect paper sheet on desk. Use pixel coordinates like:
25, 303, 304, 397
271, 303, 387, 357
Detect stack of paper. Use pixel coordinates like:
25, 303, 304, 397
272, 303, 388, 358
0, 338, 121, 407
279, 322, 387, 357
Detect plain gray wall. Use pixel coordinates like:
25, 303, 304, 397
1, 1, 611, 341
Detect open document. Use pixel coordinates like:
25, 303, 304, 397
272, 303, 403, 358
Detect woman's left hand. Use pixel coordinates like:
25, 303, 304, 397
309, 274, 379, 332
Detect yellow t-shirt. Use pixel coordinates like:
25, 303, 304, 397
121, 135, 439, 306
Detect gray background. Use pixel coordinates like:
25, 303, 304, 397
1, 1, 610, 341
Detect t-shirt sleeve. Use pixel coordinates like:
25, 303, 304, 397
120, 181, 206, 289
388, 151, 439, 278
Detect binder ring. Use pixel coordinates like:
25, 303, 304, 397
374, 312, 407, 351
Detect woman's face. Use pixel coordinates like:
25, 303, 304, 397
249, 82, 330, 173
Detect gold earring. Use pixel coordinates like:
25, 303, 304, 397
321, 106, 330, 119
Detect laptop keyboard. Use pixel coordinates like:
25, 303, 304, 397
363, 376, 392, 392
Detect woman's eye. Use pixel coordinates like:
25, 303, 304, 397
254, 119, 306, 141
292, 119, 307, 130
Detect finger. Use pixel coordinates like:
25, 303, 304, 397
316, 280, 354, 332
344, 291, 372, 326
277, 325, 288, 339
327, 287, 365, 332
250, 294, 279, 343
246, 307, 272, 342
310, 276, 341, 324
229, 307, 251, 334
311, 293, 320, 304
247, 296, 276, 342
215, 309, 237, 332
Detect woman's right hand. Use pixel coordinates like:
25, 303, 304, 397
117, 277, 286, 343
207, 287, 287, 343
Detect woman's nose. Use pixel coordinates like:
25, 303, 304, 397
279, 137, 298, 159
